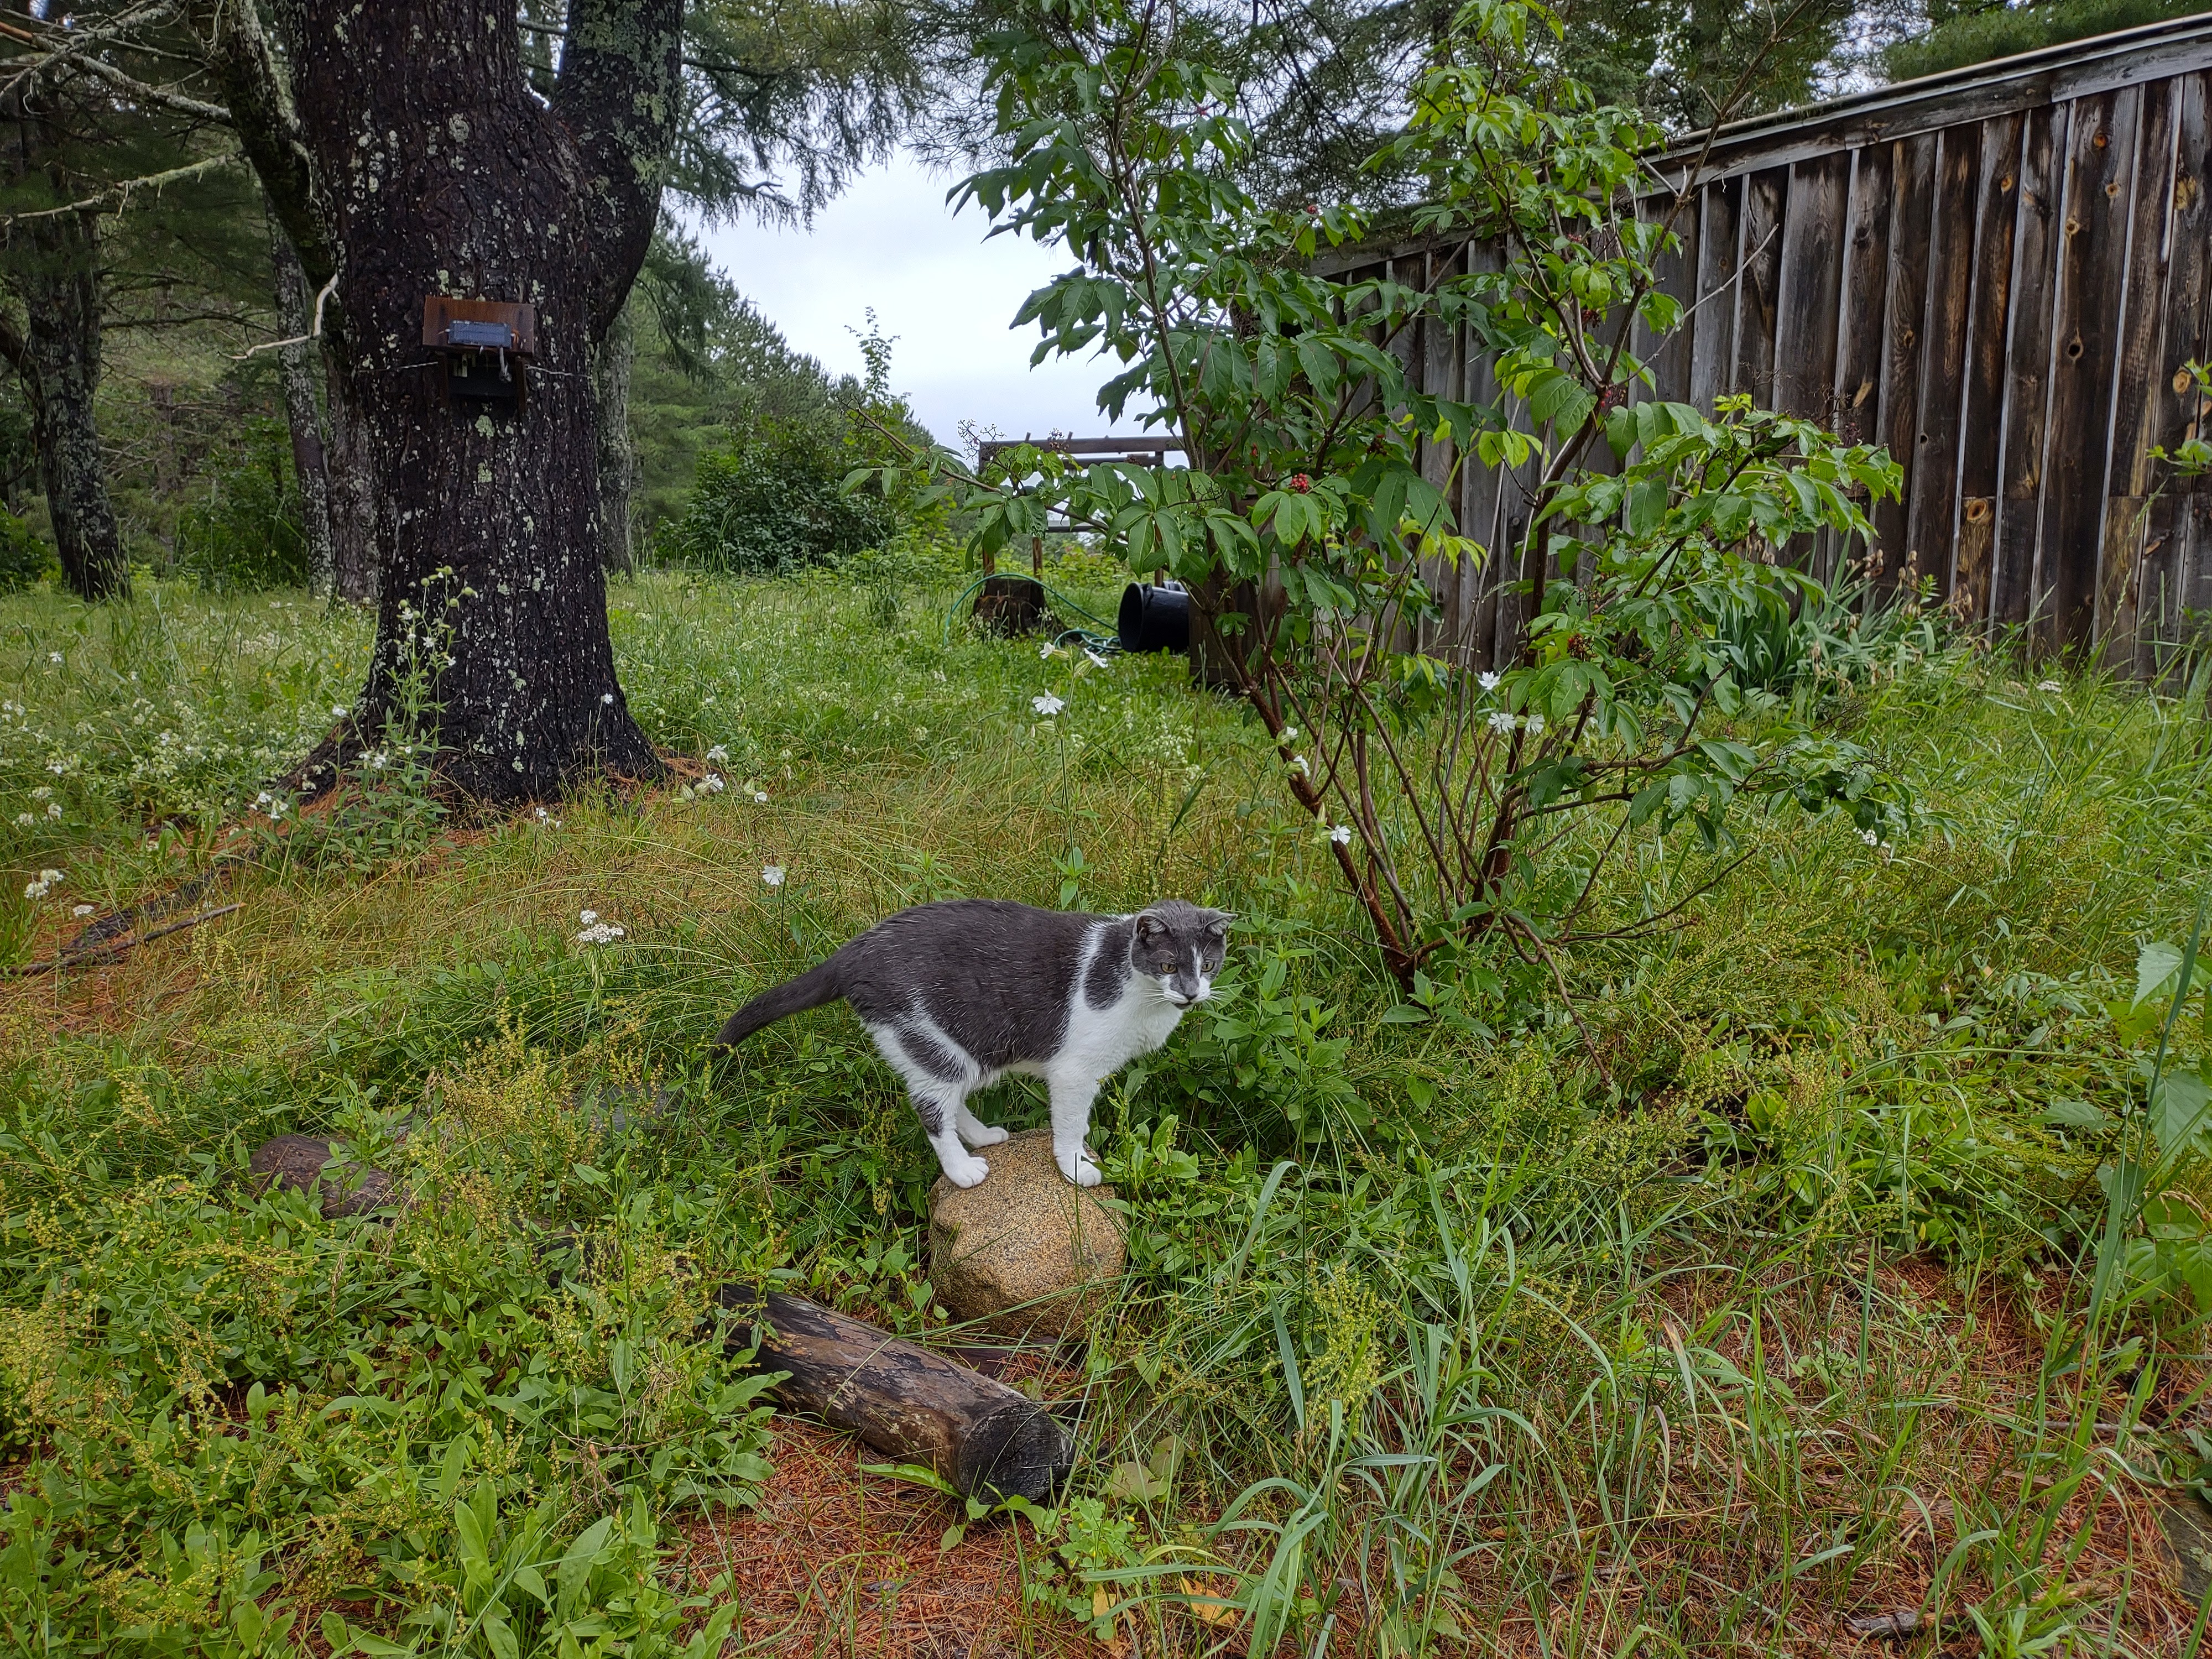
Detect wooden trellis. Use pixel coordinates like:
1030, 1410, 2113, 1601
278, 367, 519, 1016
1322, 14, 2212, 672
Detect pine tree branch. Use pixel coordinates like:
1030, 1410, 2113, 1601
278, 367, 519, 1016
195, 0, 335, 288
554, 0, 685, 342
76, 50, 233, 125
0, 149, 242, 223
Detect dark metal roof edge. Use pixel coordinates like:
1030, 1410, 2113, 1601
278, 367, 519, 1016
1652, 9, 2212, 171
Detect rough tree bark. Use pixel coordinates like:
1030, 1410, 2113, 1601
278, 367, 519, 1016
594, 299, 638, 575
17, 210, 128, 602
265, 206, 333, 595
214, 0, 675, 798
322, 366, 377, 602
0, 70, 129, 603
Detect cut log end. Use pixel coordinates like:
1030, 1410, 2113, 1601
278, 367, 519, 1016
958, 1399, 1076, 1507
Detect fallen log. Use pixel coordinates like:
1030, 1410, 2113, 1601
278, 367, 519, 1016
719, 1285, 1073, 1506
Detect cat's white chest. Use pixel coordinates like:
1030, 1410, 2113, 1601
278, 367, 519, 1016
1060, 977, 1185, 1077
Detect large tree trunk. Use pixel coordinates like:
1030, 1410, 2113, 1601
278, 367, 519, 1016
18, 210, 127, 602
262, 0, 675, 799
1, 49, 129, 607
265, 207, 333, 595
594, 299, 638, 575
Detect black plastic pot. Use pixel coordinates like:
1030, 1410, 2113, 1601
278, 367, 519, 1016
1118, 582, 1190, 654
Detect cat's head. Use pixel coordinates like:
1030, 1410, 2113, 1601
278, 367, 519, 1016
1130, 900, 1232, 1008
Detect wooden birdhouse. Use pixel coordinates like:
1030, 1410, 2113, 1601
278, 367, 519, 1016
422, 296, 537, 406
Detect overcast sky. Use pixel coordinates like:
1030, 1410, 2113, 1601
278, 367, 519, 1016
696, 154, 1148, 450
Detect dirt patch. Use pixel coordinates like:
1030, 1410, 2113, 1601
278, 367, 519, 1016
677, 1418, 1091, 1657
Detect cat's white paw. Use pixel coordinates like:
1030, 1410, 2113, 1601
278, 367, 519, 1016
965, 1123, 1010, 1147
940, 1151, 991, 1188
1057, 1151, 1103, 1187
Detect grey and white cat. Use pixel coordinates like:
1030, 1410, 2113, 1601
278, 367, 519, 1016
712, 898, 1230, 1188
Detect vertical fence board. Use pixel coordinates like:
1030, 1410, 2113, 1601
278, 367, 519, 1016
1874, 135, 1939, 583
2036, 86, 2140, 650
1640, 189, 1702, 404
1735, 169, 1787, 404
1835, 144, 1895, 447
1689, 178, 1742, 410
1907, 126, 1983, 599
1995, 102, 2067, 627
1460, 242, 1509, 671
1953, 112, 2027, 624
2138, 71, 2212, 677
1773, 154, 1850, 571
1420, 246, 1468, 657
2098, 80, 2178, 662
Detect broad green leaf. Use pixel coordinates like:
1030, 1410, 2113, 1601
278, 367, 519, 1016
2153, 1067, 2211, 1155
2136, 940, 2187, 1009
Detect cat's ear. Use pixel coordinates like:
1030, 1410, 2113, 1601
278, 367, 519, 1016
1135, 912, 1165, 938
1203, 910, 1235, 935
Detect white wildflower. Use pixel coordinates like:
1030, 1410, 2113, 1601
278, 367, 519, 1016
1032, 693, 1065, 717
1329, 823, 1353, 845
1525, 713, 1546, 738
331, 705, 348, 719
700, 773, 725, 794
1860, 828, 1880, 846
575, 920, 626, 946
1290, 754, 1311, 775
1478, 671, 1501, 691
44, 803, 59, 820
30, 787, 49, 801
1487, 711, 1516, 734
1039, 641, 1057, 659
753, 791, 769, 804
24, 868, 62, 899
2036, 680, 2062, 693
1085, 649, 1111, 670
762, 864, 786, 888
601, 692, 614, 705
1281, 726, 1298, 742
580, 909, 598, 925
534, 806, 551, 822
706, 744, 729, 763
46, 652, 60, 665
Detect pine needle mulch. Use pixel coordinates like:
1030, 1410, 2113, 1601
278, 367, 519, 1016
677, 1418, 1092, 1657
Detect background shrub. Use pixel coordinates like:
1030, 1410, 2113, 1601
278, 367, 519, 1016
657, 410, 899, 575
174, 419, 307, 592
0, 507, 55, 594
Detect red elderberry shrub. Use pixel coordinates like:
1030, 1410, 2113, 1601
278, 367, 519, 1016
1290, 473, 1312, 492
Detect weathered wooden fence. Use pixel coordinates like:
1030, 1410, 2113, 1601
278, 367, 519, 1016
1326, 14, 2212, 672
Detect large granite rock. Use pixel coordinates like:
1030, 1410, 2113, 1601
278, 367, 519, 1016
248, 1134, 399, 1219
928, 1128, 1126, 1340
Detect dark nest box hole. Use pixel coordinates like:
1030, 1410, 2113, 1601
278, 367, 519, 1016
423, 296, 538, 408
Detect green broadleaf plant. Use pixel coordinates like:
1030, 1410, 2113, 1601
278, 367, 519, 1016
863, 0, 1911, 984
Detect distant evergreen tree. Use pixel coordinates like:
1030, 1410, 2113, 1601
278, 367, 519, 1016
1881, 0, 2202, 81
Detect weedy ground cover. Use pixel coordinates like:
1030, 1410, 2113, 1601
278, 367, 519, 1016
3, 567, 2212, 1655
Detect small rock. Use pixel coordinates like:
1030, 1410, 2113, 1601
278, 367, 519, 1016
928, 1128, 1126, 1339
2164, 1493, 2212, 1604
248, 1134, 398, 1219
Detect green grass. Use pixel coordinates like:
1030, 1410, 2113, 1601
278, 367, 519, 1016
6, 565, 2212, 1655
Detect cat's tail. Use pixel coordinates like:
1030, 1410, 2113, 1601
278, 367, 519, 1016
711, 958, 847, 1052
